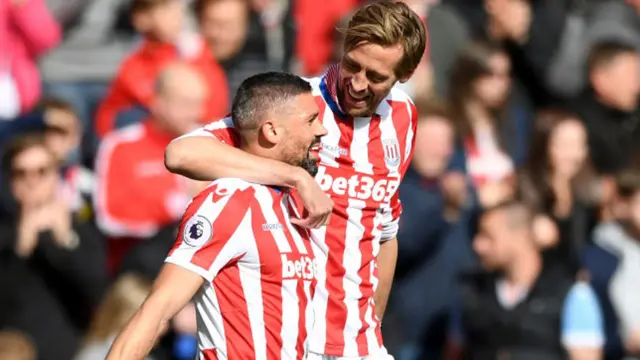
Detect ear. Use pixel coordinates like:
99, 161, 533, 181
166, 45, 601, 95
259, 120, 280, 145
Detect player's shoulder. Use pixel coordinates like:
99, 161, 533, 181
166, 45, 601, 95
202, 116, 235, 131
388, 86, 416, 108
302, 74, 324, 96
201, 178, 256, 200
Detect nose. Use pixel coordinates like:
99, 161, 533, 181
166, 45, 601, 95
350, 73, 368, 94
316, 123, 328, 137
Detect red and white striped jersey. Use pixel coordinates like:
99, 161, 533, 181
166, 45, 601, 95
177, 64, 418, 357
165, 178, 316, 360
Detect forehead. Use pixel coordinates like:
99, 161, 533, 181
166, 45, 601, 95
203, 0, 246, 18
284, 92, 318, 116
344, 42, 404, 76
13, 146, 53, 167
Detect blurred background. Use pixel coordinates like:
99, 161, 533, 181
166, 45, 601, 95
1, 0, 640, 359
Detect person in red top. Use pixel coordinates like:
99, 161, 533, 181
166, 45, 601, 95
165, 2, 427, 359
94, 0, 228, 138
94, 63, 208, 270
106, 72, 327, 360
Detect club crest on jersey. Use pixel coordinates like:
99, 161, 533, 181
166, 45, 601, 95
383, 139, 401, 167
183, 215, 212, 247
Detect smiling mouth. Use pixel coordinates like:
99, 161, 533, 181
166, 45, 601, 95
309, 142, 321, 152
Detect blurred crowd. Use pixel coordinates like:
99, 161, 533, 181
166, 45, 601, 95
1, 0, 640, 359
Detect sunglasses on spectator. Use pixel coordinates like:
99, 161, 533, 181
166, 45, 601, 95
11, 165, 55, 180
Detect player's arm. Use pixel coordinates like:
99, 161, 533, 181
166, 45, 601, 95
106, 263, 203, 360
375, 236, 397, 320
165, 125, 332, 228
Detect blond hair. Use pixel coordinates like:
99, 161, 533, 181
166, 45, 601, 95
0, 330, 36, 360
84, 273, 152, 343
341, 0, 427, 78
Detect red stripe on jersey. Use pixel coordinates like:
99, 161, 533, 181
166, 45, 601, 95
202, 348, 219, 360
249, 193, 285, 359
336, 117, 355, 166
271, 195, 309, 359
214, 263, 256, 359
323, 115, 356, 354
357, 114, 386, 352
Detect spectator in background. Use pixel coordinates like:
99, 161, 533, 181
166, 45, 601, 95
548, 0, 640, 98
444, 40, 523, 211
40, 0, 138, 157
294, 0, 359, 76
0, 99, 85, 218
0, 134, 107, 360
450, 201, 604, 360
194, 0, 276, 96
75, 273, 160, 360
391, 99, 475, 360
572, 42, 640, 176
93, 63, 208, 273
0, 0, 61, 119
589, 169, 640, 358
94, 0, 229, 139
518, 110, 600, 273
0, 330, 36, 360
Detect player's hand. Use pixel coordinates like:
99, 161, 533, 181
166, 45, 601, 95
290, 172, 333, 229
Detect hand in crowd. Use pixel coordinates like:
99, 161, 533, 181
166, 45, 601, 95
627, 331, 640, 355
441, 172, 468, 220
532, 214, 559, 249
477, 180, 513, 209
16, 199, 73, 257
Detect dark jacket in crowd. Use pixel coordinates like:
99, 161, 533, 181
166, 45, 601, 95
391, 168, 475, 356
0, 217, 108, 360
572, 90, 640, 175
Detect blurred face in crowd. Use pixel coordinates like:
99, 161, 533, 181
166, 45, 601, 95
43, 108, 81, 163
593, 52, 640, 111
625, 192, 640, 231
473, 52, 511, 109
10, 145, 59, 210
199, 0, 250, 62
548, 117, 588, 180
134, 0, 185, 43
153, 64, 207, 135
339, 43, 407, 117
474, 210, 521, 270
412, 116, 454, 178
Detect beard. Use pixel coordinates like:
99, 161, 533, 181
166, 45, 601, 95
300, 157, 319, 176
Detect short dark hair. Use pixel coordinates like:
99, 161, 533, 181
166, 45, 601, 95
130, 0, 171, 15
616, 168, 640, 199
231, 72, 312, 134
482, 200, 534, 230
1, 133, 55, 172
587, 41, 637, 74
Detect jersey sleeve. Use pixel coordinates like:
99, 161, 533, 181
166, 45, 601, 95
165, 182, 255, 282
560, 282, 605, 349
381, 101, 418, 241
174, 117, 240, 147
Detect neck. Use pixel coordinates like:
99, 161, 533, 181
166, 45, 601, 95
465, 101, 492, 128
594, 89, 634, 112
504, 245, 542, 288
